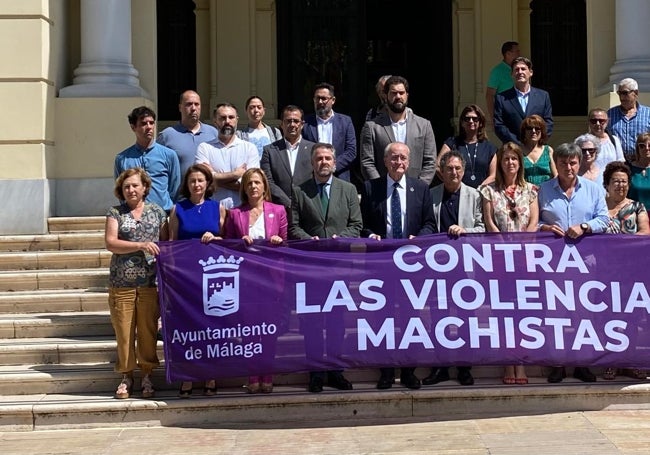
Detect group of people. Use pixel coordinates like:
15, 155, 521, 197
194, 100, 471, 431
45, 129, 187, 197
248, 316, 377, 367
105, 55, 650, 399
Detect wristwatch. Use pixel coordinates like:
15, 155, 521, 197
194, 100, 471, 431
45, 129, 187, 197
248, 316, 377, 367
580, 223, 589, 232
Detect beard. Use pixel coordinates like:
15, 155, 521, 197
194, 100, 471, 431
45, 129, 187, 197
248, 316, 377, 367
220, 125, 235, 136
388, 100, 406, 114
316, 106, 331, 118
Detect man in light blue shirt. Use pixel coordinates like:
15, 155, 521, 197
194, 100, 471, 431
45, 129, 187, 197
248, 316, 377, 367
115, 106, 180, 212
538, 142, 608, 384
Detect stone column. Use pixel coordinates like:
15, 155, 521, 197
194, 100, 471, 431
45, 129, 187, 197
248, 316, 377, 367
608, 0, 650, 90
59, 0, 148, 97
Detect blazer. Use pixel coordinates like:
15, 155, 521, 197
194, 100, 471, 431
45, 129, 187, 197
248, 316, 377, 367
289, 177, 363, 239
360, 175, 436, 238
430, 182, 485, 233
302, 112, 357, 182
260, 138, 315, 208
494, 86, 553, 145
224, 201, 288, 241
360, 110, 437, 185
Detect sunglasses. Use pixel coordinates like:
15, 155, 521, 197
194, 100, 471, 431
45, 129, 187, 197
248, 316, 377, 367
508, 199, 518, 220
617, 90, 635, 96
589, 118, 606, 124
581, 148, 596, 155
462, 115, 479, 123
525, 126, 541, 132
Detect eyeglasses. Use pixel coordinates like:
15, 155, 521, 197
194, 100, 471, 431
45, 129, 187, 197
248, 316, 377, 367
525, 126, 541, 132
610, 179, 628, 186
314, 96, 333, 102
589, 118, 607, 124
508, 199, 518, 220
581, 148, 596, 155
284, 119, 303, 124
462, 115, 479, 123
617, 90, 635, 96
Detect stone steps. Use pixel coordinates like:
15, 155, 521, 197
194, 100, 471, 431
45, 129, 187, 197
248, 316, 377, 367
0, 289, 108, 313
0, 269, 108, 292
0, 232, 105, 252
0, 250, 111, 271
0, 312, 112, 338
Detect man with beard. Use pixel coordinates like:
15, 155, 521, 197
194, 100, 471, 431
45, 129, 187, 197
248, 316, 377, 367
538, 142, 608, 384
301, 83, 357, 182
359, 141, 436, 390
289, 142, 362, 393
157, 90, 218, 177
493, 57, 553, 145
360, 75, 437, 185
195, 103, 259, 207
114, 106, 180, 213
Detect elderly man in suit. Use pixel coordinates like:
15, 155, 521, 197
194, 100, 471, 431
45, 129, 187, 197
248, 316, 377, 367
359, 142, 436, 390
494, 57, 553, 145
302, 82, 357, 182
422, 149, 485, 387
290, 142, 362, 393
360, 76, 437, 186
260, 105, 315, 210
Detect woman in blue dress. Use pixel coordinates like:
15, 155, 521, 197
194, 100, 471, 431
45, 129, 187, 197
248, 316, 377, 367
169, 163, 226, 397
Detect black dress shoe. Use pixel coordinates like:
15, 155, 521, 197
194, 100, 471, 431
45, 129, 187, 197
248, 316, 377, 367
327, 372, 353, 390
376, 374, 395, 390
400, 372, 421, 390
422, 367, 450, 385
547, 366, 566, 383
308, 376, 324, 393
573, 367, 597, 383
457, 368, 474, 386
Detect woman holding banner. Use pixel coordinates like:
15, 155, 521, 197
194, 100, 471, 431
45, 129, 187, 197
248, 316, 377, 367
224, 168, 287, 393
105, 168, 168, 399
480, 142, 539, 384
169, 163, 225, 397
602, 161, 649, 380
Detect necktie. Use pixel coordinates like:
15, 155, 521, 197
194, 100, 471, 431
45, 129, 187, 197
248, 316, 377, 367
319, 182, 329, 215
391, 182, 402, 239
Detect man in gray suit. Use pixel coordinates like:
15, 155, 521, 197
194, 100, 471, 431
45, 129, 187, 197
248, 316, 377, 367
260, 105, 315, 209
290, 142, 362, 393
423, 149, 485, 387
360, 75, 437, 185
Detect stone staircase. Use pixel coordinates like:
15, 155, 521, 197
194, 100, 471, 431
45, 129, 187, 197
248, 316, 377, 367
0, 217, 649, 432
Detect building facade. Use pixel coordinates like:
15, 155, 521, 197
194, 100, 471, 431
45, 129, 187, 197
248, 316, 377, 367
0, 0, 647, 234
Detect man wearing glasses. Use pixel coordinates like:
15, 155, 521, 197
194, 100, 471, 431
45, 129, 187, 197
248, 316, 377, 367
261, 105, 315, 210
302, 83, 357, 183
587, 108, 625, 171
494, 57, 553, 145
607, 78, 650, 163
538, 142, 609, 383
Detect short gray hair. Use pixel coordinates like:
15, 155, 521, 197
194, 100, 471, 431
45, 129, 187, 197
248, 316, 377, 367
574, 133, 600, 156
383, 141, 410, 158
619, 78, 639, 91
311, 142, 336, 159
553, 142, 582, 163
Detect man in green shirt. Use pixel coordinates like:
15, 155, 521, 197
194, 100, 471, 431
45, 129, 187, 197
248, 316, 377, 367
485, 41, 520, 124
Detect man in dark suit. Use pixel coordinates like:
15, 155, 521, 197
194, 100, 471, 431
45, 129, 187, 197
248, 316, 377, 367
424, 150, 485, 387
302, 82, 357, 182
290, 142, 362, 393
359, 142, 436, 390
360, 75, 437, 186
493, 57, 553, 145
260, 105, 315, 209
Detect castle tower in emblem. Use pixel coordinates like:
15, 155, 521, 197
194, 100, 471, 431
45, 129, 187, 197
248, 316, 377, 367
199, 255, 244, 317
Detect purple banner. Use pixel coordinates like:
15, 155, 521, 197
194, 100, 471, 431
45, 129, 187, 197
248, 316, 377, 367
156, 233, 650, 382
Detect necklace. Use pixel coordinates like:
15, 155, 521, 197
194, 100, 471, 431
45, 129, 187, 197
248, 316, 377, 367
464, 142, 478, 181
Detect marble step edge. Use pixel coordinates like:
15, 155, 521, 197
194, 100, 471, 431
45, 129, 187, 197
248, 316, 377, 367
0, 311, 111, 338
1, 381, 650, 432
0, 289, 108, 313
48, 217, 106, 233
0, 269, 109, 292
0, 232, 105, 252
0, 250, 111, 271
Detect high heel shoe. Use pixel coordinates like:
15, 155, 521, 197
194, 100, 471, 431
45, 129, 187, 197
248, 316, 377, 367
203, 379, 217, 396
178, 381, 193, 398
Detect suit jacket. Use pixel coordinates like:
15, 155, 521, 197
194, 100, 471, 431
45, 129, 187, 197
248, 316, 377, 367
260, 138, 315, 208
360, 175, 436, 238
224, 201, 288, 240
430, 183, 485, 233
360, 110, 437, 185
302, 112, 357, 182
289, 177, 362, 239
494, 86, 553, 145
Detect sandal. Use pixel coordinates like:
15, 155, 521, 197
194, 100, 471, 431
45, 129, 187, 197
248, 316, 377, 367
515, 377, 529, 385
141, 374, 155, 399
625, 368, 646, 380
115, 375, 133, 399
502, 376, 516, 385
603, 367, 617, 380
178, 381, 193, 398
203, 379, 217, 396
